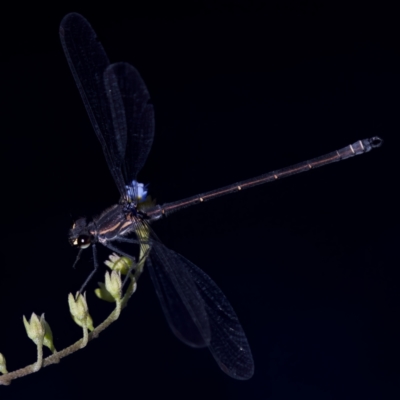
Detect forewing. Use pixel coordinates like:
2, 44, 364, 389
104, 63, 154, 187
147, 241, 210, 348
59, 12, 126, 195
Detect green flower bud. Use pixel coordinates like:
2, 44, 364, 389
0, 353, 8, 374
104, 253, 134, 275
23, 313, 45, 346
68, 293, 94, 331
95, 282, 116, 302
41, 316, 57, 353
105, 271, 122, 301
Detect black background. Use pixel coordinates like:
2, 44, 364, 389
0, 1, 399, 399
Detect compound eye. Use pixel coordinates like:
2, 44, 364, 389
77, 234, 91, 249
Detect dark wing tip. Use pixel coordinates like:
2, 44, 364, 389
60, 12, 87, 35
219, 359, 255, 380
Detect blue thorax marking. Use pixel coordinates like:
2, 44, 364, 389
125, 180, 148, 204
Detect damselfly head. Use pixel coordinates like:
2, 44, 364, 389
69, 217, 93, 249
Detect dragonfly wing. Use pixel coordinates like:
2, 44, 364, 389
177, 253, 254, 380
104, 63, 154, 187
148, 241, 210, 348
59, 12, 126, 196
